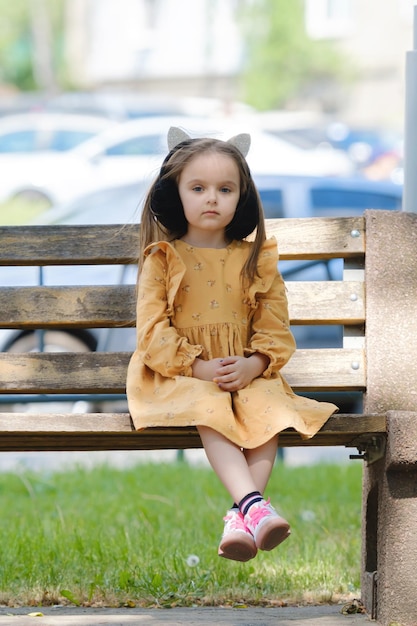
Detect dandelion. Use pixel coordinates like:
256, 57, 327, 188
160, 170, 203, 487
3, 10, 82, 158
300, 510, 316, 522
186, 554, 200, 567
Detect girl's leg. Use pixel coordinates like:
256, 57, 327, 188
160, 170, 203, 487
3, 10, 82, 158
198, 426, 279, 501
197, 425, 259, 504
244, 434, 279, 494
199, 426, 289, 559
198, 425, 260, 562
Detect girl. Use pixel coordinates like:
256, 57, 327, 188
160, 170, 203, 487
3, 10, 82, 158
126, 127, 337, 562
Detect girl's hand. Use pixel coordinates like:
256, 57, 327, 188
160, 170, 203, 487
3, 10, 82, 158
192, 357, 225, 382
213, 353, 270, 392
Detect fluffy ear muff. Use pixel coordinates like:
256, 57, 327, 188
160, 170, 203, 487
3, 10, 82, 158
226, 185, 259, 239
150, 176, 187, 234
167, 126, 192, 151
227, 133, 251, 157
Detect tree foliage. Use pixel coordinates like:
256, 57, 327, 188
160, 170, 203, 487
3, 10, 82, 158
0, 0, 65, 91
238, 0, 352, 110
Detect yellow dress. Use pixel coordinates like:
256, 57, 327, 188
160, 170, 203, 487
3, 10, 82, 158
126, 237, 337, 449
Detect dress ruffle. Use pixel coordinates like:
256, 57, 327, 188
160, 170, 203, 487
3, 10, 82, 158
246, 238, 279, 307
144, 242, 186, 318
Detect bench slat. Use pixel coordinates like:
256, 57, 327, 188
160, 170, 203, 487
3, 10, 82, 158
0, 413, 386, 451
282, 348, 365, 389
287, 281, 364, 324
0, 349, 365, 393
0, 285, 136, 328
0, 224, 139, 265
0, 218, 364, 266
265, 217, 365, 259
0, 282, 364, 328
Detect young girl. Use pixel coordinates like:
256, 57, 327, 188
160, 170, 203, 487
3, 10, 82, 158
126, 127, 337, 563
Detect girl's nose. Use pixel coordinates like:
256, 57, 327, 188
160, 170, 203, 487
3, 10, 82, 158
207, 189, 217, 203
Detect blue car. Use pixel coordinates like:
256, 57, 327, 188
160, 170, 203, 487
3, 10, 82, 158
253, 173, 402, 218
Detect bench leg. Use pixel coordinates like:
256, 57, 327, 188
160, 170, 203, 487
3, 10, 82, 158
361, 411, 417, 626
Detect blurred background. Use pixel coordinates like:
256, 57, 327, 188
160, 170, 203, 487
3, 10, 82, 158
0, 0, 413, 469
0, 0, 412, 123
0, 0, 410, 192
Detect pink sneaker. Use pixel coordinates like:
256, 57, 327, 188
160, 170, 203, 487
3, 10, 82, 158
218, 509, 257, 562
244, 498, 290, 551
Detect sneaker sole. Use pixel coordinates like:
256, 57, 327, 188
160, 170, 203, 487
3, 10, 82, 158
218, 534, 258, 562
255, 519, 291, 552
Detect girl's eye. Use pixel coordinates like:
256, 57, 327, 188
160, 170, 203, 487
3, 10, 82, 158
192, 185, 203, 192
220, 187, 231, 193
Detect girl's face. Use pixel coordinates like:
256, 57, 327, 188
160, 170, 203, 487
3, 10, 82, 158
178, 151, 240, 246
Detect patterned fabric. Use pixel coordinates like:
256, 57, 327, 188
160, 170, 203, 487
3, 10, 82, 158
126, 237, 337, 448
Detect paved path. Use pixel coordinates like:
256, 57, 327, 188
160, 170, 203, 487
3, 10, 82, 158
0, 604, 371, 625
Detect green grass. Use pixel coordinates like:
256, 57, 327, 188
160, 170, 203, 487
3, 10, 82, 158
0, 461, 362, 608
0, 198, 49, 225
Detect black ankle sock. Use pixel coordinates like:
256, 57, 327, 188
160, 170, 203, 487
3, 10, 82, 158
238, 491, 263, 515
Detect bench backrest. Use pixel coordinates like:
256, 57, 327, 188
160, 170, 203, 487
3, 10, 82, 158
0, 217, 365, 400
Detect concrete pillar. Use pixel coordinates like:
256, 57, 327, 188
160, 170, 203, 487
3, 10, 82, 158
362, 211, 417, 625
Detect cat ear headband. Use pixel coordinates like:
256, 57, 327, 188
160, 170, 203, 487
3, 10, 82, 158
167, 126, 251, 157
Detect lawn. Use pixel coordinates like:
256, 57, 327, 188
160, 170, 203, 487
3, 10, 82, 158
0, 198, 49, 225
0, 460, 362, 608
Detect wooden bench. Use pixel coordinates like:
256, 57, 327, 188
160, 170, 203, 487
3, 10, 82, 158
0, 209, 416, 626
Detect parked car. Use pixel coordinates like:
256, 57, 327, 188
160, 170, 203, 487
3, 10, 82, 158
256, 111, 403, 182
0, 112, 116, 153
253, 173, 402, 218
0, 115, 353, 208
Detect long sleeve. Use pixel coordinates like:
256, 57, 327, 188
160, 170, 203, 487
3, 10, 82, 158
245, 269, 296, 376
135, 245, 203, 377
244, 238, 296, 376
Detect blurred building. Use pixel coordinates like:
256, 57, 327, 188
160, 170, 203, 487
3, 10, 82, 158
64, 0, 415, 128
305, 0, 414, 127
65, 0, 242, 101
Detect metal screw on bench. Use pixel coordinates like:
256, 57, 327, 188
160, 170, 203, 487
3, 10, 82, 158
351, 361, 360, 370
350, 229, 360, 238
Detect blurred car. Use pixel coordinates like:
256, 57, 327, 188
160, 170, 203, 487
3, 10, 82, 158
254, 173, 402, 218
0, 115, 353, 208
0, 112, 116, 153
256, 111, 403, 183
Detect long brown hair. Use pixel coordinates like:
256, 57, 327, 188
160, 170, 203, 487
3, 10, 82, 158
139, 137, 266, 284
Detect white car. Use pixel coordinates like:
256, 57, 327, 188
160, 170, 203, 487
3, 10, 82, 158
0, 115, 353, 207
0, 112, 116, 153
